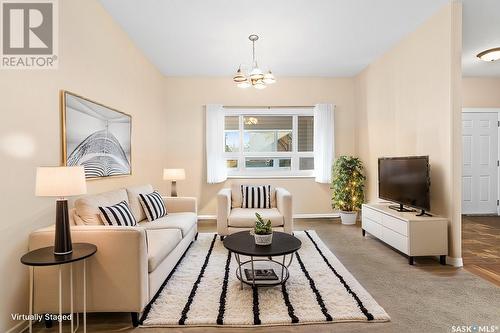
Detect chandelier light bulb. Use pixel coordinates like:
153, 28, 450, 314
249, 64, 264, 80
233, 67, 247, 82
237, 79, 251, 88
263, 70, 276, 84
253, 78, 267, 90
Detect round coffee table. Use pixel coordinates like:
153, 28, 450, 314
223, 231, 301, 288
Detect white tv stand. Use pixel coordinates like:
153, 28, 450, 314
361, 202, 448, 265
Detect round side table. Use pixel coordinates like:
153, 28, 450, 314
20, 243, 97, 333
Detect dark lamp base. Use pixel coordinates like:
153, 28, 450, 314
54, 199, 73, 255
171, 180, 178, 197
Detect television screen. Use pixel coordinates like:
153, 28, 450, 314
378, 156, 430, 211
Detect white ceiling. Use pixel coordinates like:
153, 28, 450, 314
462, 0, 500, 77
99, 0, 451, 77
98, 1, 500, 78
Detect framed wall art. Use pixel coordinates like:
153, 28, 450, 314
61, 91, 132, 179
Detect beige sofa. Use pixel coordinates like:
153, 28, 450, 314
217, 184, 293, 237
28, 184, 197, 326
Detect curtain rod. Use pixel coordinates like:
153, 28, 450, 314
223, 105, 314, 109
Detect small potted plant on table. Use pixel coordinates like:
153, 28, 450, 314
331, 156, 366, 225
253, 213, 273, 245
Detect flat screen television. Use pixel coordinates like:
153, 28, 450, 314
378, 156, 430, 214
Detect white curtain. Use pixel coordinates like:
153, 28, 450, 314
206, 104, 227, 184
314, 104, 335, 183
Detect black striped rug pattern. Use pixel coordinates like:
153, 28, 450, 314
141, 231, 390, 327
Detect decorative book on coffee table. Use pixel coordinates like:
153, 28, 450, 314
244, 268, 279, 281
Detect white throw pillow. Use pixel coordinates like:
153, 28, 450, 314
139, 191, 167, 222
99, 201, 137, 226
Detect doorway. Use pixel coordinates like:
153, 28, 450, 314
461, 108, 500, 286
462, 110, 499, 215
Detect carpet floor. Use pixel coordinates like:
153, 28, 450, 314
141, 231, 389, 327
31, 219, 500, 333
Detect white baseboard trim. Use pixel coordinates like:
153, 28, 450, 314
198, 213, 339, 220
6, 320, 28, 333
446, 256, 464, 267
293, 213, 340, 219
198, 215, 216, 220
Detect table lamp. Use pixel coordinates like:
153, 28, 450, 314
163, 168, 185, 197
35, 166, 87, 255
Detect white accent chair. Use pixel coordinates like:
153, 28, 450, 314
217, 184, 293, 238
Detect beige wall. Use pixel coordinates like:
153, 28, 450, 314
0, 1, 167, 331
163, 77, 356, 215
354, 2, 463, 260
0, 1, 468, 330
463, 77, 500, 108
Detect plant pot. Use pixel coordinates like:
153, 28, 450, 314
254, 232, 273, 246
340, 211, 358, 225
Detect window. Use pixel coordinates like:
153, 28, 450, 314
224, 109, 314, 177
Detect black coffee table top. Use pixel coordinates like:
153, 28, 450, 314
21, 243, 97, 267
223, 231, 301, 256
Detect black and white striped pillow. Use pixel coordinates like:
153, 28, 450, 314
139, 191, 167, 222
98, 201, 137, 226
241, 185, 271, 209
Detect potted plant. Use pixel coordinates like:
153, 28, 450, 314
331, 156, 366, 225
252, 213, 273, 245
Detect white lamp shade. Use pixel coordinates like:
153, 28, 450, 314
233, 68, 247, 82
36, 166, 87, 197
263, 71, 276, 84
237, 79, 251, 88
249, 65, 264, 80
163, 168, 186, 180
253, 79, 267, 89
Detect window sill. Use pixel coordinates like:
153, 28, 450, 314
227, 175, 315, 179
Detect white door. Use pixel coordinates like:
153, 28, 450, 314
462, 112, 498, 214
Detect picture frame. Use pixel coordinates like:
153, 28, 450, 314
60, 90, 132, 179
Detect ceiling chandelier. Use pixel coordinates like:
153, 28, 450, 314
233, 34, 275, 89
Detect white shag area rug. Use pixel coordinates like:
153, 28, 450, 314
140, 230, 390, 327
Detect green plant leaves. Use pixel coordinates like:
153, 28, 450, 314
331, 155, 366, 212
254, 212, 272, 235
